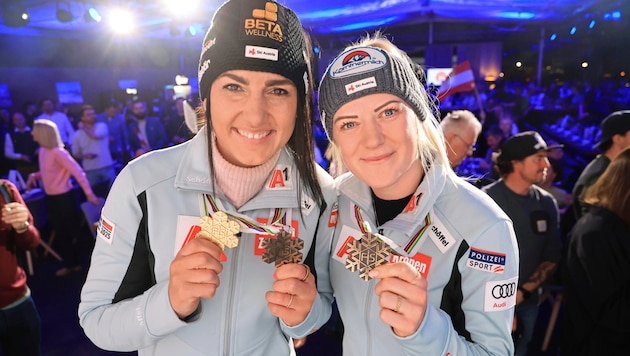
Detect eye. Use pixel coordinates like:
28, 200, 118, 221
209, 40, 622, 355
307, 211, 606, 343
339, 121, 356, 130
223, 83, 242, 92
270, 87, 289, 96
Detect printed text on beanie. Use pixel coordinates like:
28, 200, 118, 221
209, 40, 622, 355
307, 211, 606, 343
198, 0, 308, 101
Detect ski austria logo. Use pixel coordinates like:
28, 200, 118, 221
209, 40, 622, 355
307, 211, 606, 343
328, 47, 387, 79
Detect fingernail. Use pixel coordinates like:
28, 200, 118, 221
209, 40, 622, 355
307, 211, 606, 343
368, 270, 379, 278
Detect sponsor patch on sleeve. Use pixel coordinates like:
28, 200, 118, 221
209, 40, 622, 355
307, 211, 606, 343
96, 215, 115, 244
484, 276, 518, 312
466, 247, 506, 274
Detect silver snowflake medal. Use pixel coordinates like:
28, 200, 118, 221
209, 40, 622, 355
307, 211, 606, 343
198, 212, 240, 250
345, 232, 390, 281
261, 229, 304, 266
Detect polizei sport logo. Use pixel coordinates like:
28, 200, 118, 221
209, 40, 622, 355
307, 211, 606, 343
466, 247, 506, 274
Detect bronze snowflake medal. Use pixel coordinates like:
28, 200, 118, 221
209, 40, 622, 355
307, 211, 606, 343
261, 230, 305, 266
198, 211, 240, 250
345, 232, 391, 281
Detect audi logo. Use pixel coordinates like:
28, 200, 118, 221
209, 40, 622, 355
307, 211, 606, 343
492, 282, 516, 299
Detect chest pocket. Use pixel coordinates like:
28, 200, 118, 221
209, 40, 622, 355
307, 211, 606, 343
529, 210, 550, 235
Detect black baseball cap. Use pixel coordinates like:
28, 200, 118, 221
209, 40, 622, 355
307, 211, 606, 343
498, 131, 563, 161
595, 110, 630, 148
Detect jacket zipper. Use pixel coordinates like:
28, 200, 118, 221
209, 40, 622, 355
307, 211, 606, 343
365, 279, 375, 356
223, 244, 240, 354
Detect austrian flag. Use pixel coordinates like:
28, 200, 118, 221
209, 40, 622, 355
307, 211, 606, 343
437, 60, 476, 102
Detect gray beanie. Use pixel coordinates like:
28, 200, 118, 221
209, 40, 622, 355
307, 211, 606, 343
318, 46, 426, 141
198, 0, 309, 101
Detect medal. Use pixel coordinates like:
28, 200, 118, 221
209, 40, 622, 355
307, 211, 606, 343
261, 230, 304, 266
345, 231, 390, 281
198, 211, 240, 250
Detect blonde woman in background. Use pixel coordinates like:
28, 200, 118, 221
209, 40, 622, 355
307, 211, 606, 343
26, 119, 100, 277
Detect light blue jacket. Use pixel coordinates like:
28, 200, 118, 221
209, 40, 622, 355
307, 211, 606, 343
79, 129, 336, 355
327, 163, 519, 355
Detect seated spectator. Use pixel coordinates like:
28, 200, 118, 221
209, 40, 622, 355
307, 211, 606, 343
562, 147, 630, 355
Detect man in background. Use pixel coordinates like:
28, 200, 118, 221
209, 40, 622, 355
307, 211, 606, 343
36, 98, 75, 148
572, 110, 630, 220
440, 110, 482, 169
483, 131, 563, 356
72, 105, 116, 195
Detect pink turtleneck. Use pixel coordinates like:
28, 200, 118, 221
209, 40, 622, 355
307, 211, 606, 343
211, 136, 280, 208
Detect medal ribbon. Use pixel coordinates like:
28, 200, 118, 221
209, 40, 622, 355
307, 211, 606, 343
353, 203, 431, 257
203, 193, 289, 235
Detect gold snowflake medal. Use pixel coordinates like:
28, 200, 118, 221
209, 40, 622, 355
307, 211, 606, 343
345, 231, 391, 281
198, 211, 241, 250
261, 229, 305, 266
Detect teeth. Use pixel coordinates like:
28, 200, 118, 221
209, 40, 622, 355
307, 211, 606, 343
237, 129, 269, 139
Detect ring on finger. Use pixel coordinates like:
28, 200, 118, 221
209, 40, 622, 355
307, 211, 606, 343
286, 294, 294, 309
300, 265, 310, 282
393, 295, 402, 313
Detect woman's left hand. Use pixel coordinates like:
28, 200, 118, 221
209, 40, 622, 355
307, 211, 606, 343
266, 263, 316, 327
369, 262, 428, 337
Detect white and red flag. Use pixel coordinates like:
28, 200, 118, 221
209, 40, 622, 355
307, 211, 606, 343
437, 60, 475, 102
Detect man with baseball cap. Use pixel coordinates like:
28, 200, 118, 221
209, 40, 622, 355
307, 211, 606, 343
572, 110, 630, 219
483, 131, 563, 356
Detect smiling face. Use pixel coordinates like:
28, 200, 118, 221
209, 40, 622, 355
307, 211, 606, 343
332, 93, 423, 199
209, 70, 298, 168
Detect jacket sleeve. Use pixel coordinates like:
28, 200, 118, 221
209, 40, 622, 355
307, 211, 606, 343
398, 219, 519, 355
78, 167, 186, 351
280, 178, 337, 338
5, 181, 40, 250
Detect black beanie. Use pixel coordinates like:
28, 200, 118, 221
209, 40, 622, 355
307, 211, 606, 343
198, 0, 309, 101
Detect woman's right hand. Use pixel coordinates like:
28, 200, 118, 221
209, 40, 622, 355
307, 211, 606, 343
168, 237, 224, 319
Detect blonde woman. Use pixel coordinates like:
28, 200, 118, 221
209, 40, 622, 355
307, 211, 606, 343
319, 35, 519, 355
26, 119, 100, 276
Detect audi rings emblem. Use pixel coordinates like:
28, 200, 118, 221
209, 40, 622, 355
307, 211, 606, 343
492, 282, 515, 299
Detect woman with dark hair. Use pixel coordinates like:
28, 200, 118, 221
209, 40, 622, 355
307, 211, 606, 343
561, 147, 630, 355
79, 0, 336, 354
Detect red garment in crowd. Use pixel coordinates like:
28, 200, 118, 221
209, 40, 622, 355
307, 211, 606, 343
0, 180, 40, 309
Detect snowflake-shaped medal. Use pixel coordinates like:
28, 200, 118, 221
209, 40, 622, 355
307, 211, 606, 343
261, 230, 304, 266
345, 232, 390, 281
198, 212, 240, 250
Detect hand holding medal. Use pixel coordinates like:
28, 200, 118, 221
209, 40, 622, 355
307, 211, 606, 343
368, 259, 428, 337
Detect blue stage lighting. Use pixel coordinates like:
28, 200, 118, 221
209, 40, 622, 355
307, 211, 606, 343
84, 7, 101, 22
612, 11, 621, 20
570, 26, 576, 35
313, 45, 320, 55
589, 20, 595, 29
550, 33, 557, 41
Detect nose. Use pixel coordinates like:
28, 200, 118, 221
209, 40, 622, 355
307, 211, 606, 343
242, 92, 267, 127
361, 117, 385, 148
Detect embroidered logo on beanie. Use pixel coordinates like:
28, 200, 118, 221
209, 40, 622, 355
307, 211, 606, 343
319, 45, 426, 141
197, 0, 308, 101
